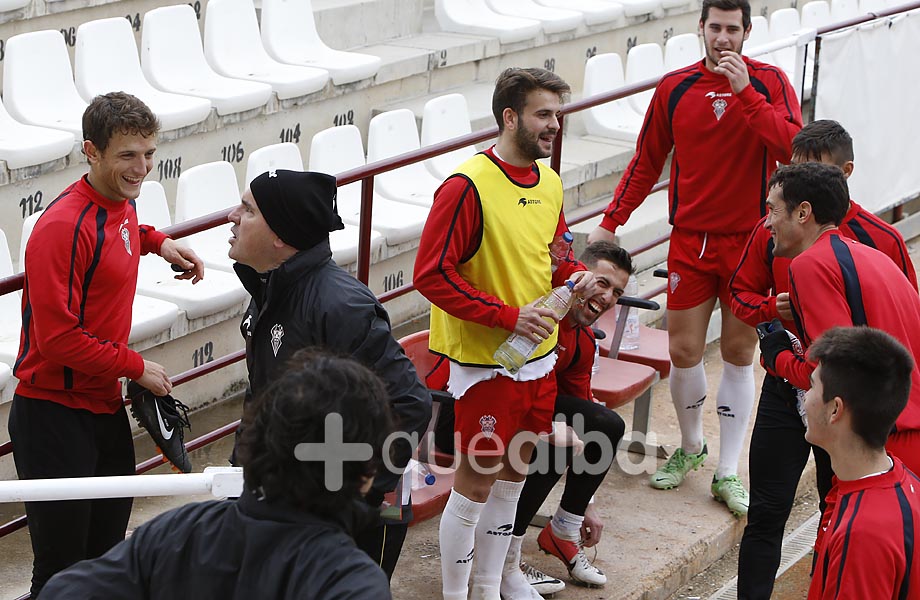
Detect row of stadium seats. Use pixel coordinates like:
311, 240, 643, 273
0, 0, 381, 169
434, 0, 685, 43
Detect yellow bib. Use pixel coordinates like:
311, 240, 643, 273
429, 153, 564, 366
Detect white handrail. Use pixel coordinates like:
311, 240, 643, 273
0, 467, 243, 503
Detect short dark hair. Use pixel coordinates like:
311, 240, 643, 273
82, 92, 160, 152
792, 120, 854, 166
768, 162, 849, 226
238, 349, 396, 517
492, 68, 571, 132
579, 240, 635, 275
701, 0, 752, 30
809, 327, 913, 449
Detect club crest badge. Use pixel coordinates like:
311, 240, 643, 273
479, 415, 497, 439
712, 98, 728, 121
270, 323, 284, 357
669, 272, 681, 293
119, 219, 132, 255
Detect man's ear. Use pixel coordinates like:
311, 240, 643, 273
502, 107, 518, 131
828, 396, 844, 424
798, 201, 814, 223
83, 140, 100, 165
841, 161, 855, 179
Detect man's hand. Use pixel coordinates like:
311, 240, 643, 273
587, 226, 616, 245
514, 301, 557, 344
136, 360, 172, 397
756, 318, 793, 372
713, 50, 750, 94
775, 292, 793, 321
569, 270, 597, 298
581, 504, 604, 547
159, 239, 205, 284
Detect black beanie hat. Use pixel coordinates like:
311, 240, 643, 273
249, 169, 345, 251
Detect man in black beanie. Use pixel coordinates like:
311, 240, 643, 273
227, 169, 432, 579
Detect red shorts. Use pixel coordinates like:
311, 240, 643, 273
666, 229, 749, 310
887, 429, 920, 475
453, 373, 556, 456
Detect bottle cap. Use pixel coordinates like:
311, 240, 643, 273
562, 231, 573, 243
565, 280, 575, 290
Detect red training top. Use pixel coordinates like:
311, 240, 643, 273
809, 457, 920, 600
15, 176, 167, 414
776, 231, 920, 433
554, 317, 596, 400
601, 57, 801, 235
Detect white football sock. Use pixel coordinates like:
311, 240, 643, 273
471, 479, 525, 597
669, 361, 707, 454
550, 506, 584, 541
715, 361, 755, 479
440, 489, 485, 600
500, 535, 542, 600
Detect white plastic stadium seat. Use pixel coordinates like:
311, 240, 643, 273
625, 43, 665, 116
421, 94, 477, 181
0, 98, 75, 170
617, 0, 661, 18
204, 0, 329, 100
75, 18, 212, 132
244, 143, 382, 266
534, 0, 623, 25
484, 0, 582, 34
664, 33, 703, 71
770, 8, 802, 81
831, 0, 860, 19
260, 0, 380, 85
582, 53, 644, 144
309, 125, 430, 247
129, 180, 249, 320
801, 1, 831, 98
0, 228, 23, 366
141, 5, 273, 115
367, 109, 443, 209
3, 30, 88, 136
0, 0, 28, 12
173, 162, 240, 273
744, 15, 777, 65
434, 0, 541, 44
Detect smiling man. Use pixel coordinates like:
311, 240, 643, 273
414, 67, 596, 600
9, 92, 204, 597
758, 162, 920, 477
588, 0, 802, 516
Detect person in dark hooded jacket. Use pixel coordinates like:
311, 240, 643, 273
43, 350, 397, 599
227, 169, 432, 579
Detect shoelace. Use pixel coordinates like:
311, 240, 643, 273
718, 475, 748, 500
521, 562, 553, 583
661, 449, 690, 474
159, 396, 192, 432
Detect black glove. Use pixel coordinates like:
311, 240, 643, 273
756, 318, 793, 372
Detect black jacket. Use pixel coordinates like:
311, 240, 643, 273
42, 489, 391, 599
233, 239, 432, 499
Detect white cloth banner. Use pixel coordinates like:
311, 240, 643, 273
815, 9, 920, 213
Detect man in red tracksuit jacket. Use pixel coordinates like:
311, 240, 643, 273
589, 0, 802, 516
9, 92, 204, 597
803, 327, 920, 600
730, 120, 918, 600
758, 162, 920, 474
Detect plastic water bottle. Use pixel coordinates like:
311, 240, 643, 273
494, 281, 577, 374
619, 274, 640, 351
549, 231, 574, 272
408, 459, 436, 491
